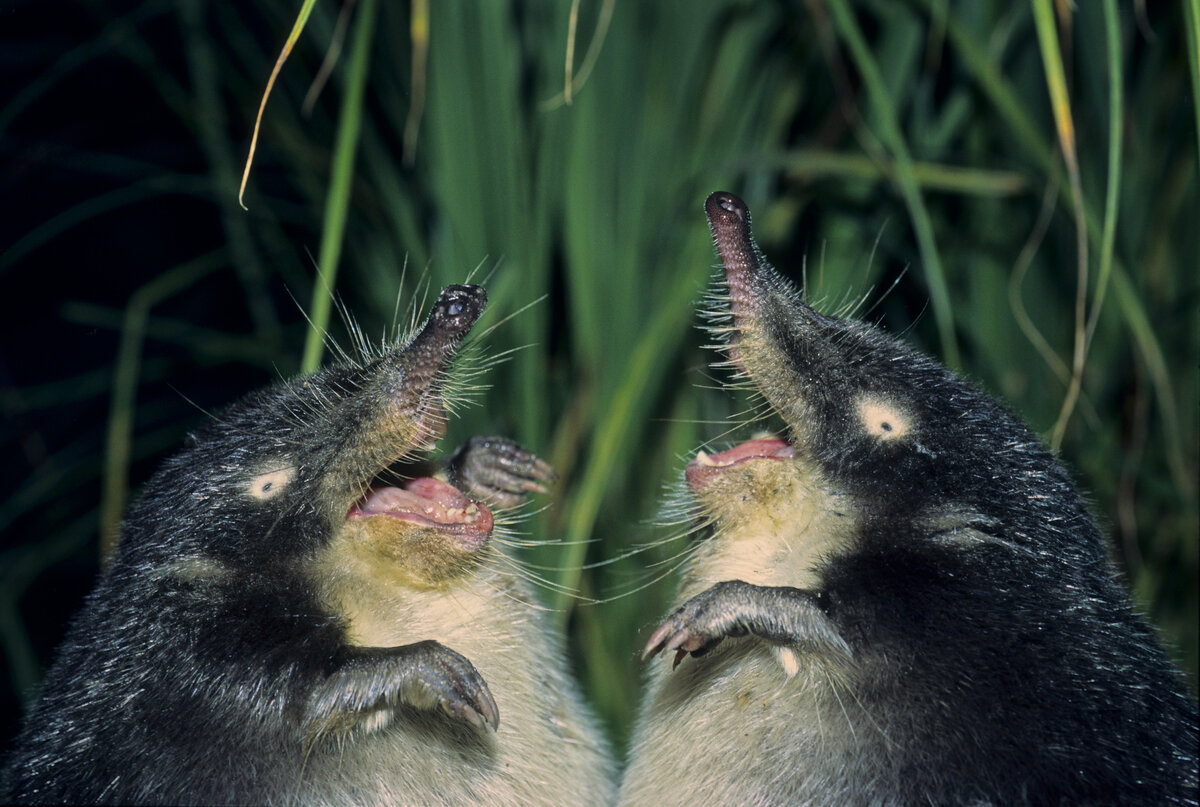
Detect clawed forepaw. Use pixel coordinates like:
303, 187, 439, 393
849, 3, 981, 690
447, 436, 556, 509
422, 642, 500, 731
642, 593, 734, 669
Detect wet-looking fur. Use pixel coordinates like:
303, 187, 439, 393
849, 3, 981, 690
619, 193, 1199, 806
4, 285, 614, 806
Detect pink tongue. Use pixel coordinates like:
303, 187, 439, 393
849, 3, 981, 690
353, 477, 494, 537
685, 438, 794, 490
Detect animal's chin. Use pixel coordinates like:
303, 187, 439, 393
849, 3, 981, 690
685, 437, 796, 491
348, 477, 494, 551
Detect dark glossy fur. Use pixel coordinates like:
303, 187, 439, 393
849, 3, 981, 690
620, 193, 1198, 806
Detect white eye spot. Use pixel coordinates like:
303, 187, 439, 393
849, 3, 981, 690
248, 467, 295, 500
774, 646, 801, 678
857, 398, 910, 440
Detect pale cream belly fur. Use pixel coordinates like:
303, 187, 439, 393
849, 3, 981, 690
298, 559, 616, 807
619, 467, 871, 807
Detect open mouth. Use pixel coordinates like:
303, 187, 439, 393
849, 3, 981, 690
694, 194, 801, 490
349, 476, 494, 550
345, 400, 495, 552
340, 283, 494, 551
685, 437, 795, 491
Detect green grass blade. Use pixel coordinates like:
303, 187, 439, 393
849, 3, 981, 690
553, 257, 707, 617
100, 254, 225, 559
825, 0, 961, 369
1085, 0, 1122, 349
926, 2, 1189, 492
301, 0, 378, 373
239, 0, 319, 208
1029, 0, 1089, 450
1185, 0, 1200, 160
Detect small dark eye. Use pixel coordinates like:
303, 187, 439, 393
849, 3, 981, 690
261, 482, 273, 492
880, 422, 893, 432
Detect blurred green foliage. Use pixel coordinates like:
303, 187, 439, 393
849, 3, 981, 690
2, 0, 1196, 755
